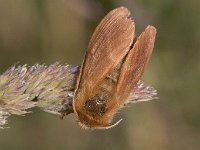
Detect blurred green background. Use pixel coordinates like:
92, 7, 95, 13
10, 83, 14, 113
0, 0, 199, 150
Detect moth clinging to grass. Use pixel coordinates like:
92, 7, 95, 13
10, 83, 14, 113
61, 7, 157, 129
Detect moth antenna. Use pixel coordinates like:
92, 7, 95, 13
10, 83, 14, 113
93, 119, 123, 130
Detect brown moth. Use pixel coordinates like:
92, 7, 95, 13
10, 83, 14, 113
72, 7, 157, 129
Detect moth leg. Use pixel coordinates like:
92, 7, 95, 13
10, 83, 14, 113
106, 75, 117, 83
105, 61, 123, 84
59, 91, 74, 119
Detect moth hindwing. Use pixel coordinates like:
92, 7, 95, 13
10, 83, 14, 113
72, 7, 156, 129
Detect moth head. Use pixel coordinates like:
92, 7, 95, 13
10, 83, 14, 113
73, 93, 122, 129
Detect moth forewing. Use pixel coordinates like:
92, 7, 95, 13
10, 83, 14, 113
107, 26, 157, 115
73, 7, 135, 128
76, 7, 135, 98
